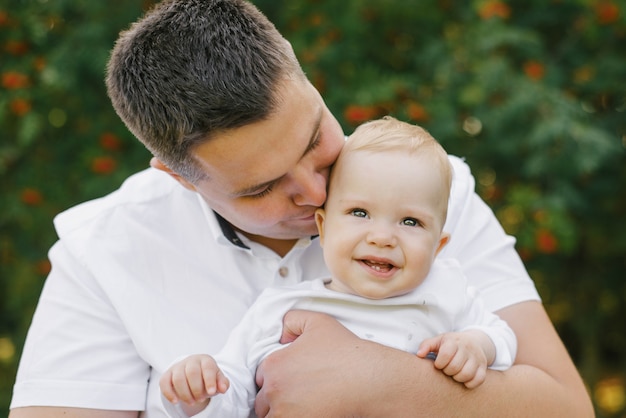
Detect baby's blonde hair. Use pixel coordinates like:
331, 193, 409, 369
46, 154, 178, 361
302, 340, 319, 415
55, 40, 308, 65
335, 116, 453, 222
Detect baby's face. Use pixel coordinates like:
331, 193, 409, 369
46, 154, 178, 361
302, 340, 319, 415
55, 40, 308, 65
315, 149, 449, 299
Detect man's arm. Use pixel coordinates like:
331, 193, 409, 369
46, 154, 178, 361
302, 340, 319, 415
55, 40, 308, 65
9, 408, 139, 418
255, 304, 594, 418
493, 301, 593, 416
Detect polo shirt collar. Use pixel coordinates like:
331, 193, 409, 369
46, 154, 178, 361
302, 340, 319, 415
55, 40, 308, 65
213, 211, 250, 250
213, 212, 319, 250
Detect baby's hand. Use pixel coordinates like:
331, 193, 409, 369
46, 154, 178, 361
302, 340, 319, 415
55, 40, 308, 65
160, 354, 230, 413
417, 330, 494, 389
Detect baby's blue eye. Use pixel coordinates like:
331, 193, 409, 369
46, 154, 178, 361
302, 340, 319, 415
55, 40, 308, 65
350, 209, 367, 218
402, 218, 419, 227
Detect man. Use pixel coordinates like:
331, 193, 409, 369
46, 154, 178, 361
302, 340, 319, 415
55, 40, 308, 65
10, 0, 593, 417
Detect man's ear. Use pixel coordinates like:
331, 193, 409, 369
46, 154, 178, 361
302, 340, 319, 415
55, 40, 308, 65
150, 157, 197, 192
314, 208, 326, 246
435, 232, 450, 256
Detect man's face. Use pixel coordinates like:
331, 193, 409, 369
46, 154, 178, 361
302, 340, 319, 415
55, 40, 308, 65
190, 78, 345, 242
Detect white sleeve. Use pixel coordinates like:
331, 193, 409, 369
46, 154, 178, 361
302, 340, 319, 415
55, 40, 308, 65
441, 156, 540, 312
459, 286, 517, 371
161, 289, 291, 418
159, 323, 262, 418
161, 393, 250, 418
10, 241, 149, 411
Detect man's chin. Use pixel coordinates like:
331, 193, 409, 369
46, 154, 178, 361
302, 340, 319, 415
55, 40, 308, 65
240, 224, 318, 243
289, 222, 320, 238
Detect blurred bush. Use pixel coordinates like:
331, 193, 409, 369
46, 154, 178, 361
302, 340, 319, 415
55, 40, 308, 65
0, 0, 151, 412
1, 0, 624, 416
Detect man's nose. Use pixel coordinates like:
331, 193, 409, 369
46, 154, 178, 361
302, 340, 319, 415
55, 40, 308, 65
291, 166, 327, 207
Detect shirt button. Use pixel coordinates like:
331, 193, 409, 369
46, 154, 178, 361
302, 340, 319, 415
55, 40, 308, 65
278, 267, 289, 278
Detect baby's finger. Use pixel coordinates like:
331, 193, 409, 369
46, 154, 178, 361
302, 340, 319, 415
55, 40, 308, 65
215, 369, 231, 394
433, 342, 457, 371
440, 350, 466, 376
170, 366, 195, 403
185, 361, 211, 401
416, 336, 440, 358
451, 357, 478, 384
159, 371, 179, 403
462, 364, 487, 389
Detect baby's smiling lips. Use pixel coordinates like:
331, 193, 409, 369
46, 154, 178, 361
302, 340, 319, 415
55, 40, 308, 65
359, 257, 398, 276
363, 260, 393, 272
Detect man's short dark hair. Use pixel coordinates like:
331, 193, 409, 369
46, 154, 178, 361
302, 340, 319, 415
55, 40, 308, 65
106, 0, 304, 182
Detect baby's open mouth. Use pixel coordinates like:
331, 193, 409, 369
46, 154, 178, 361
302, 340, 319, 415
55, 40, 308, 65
361, 259, 395, 273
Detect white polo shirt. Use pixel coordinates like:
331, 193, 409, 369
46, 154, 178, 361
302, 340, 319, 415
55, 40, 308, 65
10, 156, 539, 416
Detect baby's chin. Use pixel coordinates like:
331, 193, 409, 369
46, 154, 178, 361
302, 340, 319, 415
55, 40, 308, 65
337, 283, 407, 300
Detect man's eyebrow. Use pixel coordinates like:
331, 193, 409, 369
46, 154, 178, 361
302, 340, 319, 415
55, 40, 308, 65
233, 108, 323, 197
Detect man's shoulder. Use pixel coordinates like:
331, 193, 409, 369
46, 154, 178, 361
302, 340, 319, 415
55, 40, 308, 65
443, 154, 477, 232
447, 154, 473, 191
54, 168, 193, 238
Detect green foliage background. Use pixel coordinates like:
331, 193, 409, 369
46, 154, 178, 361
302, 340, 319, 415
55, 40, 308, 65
1, 0, 624, 416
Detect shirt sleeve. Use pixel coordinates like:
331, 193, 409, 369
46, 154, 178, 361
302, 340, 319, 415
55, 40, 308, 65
160, 288, 294, 418
440, 156, 540, 312
10, 240, 150, 411
207, 290, 291, 417
161, 392, 251, 418
458, 286, 518, 371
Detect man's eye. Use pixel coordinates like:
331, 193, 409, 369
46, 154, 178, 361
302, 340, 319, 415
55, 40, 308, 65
308, 133, 322, 152
402, 218, 419, 227
350, 209, 368, 218
249, 185, 274, 199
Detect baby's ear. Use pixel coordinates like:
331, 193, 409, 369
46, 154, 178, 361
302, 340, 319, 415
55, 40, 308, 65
435, 232, 451, 256
315, 208, 326, 246
150, 157, 197, 192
